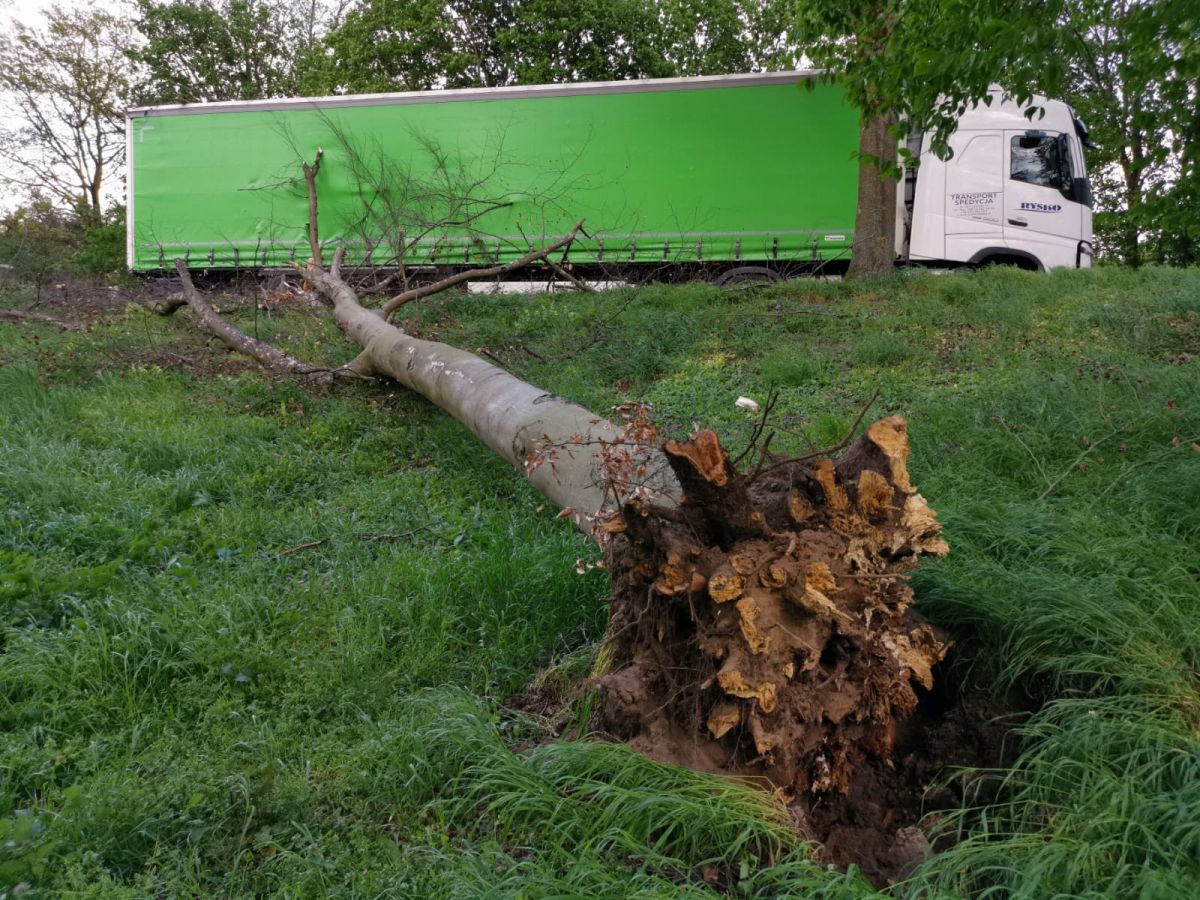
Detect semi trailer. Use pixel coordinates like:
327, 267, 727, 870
126, 70, 1094, 278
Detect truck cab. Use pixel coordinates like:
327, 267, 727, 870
901, 89, 1094, 270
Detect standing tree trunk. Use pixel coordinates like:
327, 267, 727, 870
847, 110, 899, 279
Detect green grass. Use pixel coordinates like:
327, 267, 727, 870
1, 265, 1198, 897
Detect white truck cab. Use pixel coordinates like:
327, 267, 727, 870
900, 88, 1094, 270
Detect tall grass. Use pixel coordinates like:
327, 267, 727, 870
1, 265, 1197, 896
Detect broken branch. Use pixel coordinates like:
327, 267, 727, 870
302, 149, 325, 266
165, 259, 336, 379
380, 219, 587, 317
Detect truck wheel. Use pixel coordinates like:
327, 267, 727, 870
713, 266, 783, 287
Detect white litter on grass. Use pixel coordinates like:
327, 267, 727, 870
735, 396, 760, 412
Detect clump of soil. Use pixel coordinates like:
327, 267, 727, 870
589, 417, 997, 885
800, 688, 1017, 885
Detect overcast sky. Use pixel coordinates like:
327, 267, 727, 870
2, 0, 129, 26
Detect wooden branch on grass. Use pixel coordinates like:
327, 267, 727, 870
0, 307, 85, 331
158, 259, 374, 382
749, 388, 882, 483
169, 259, 328, 377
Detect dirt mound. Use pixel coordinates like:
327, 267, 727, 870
800, 690, 1017, 884
594, 417, 976, 883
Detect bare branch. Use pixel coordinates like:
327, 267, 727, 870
169, 259, 333, 378
302, 149, 325, 266
380, 219, 587, 317
0, 308, 85, 332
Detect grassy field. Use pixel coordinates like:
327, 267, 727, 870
1, 266, 1198, 897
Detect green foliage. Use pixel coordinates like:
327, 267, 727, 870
0, 201, 79, 289
0, 203, 127, 286
299, 0, 764, 95
788, 0, 1063, 159
782, 0, 1076, 275
128, 0, 323, 104
74, 207, 128, 277
1051, 0, 1199, 266
1, 266, 1198, 896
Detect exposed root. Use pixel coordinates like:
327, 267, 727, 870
599, 417, 951, 803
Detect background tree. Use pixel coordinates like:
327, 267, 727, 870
299, 0, 462, 92
1055, 0, 1198, 266
298, 0, 766, 95
789, 0, 1064, 277
0, 6, 132, 223
128, 0, 347, 104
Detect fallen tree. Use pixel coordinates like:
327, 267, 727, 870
151, 216, 950, 818
152, 142, 955, 869
299, 251, 952, 807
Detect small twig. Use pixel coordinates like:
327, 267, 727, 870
357, 525, 433, 543
543, 256, 594, 292
477, 347, 509, 367
997, 416, 1052, 493
733, 388, 780, 468
749, 388, 881, 483
380, 219, 586, 317
1038, 420, 1136, 501
748, 431, 776, 482
274, 538, 328, 558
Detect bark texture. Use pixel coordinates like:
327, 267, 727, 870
847, 110, 900, 279
306, 262, 675, 531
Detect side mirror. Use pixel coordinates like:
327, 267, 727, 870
1072, 176, 1093, 209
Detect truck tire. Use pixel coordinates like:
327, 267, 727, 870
713, 266, 784, 287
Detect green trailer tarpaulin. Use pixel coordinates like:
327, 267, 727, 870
127, 71, 859, 272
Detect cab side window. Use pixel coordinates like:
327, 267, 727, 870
1010, 134, 1071, 191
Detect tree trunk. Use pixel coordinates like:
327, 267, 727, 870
305, 263, 676, 532
304, 262, 952, 808
847, 111, 899, 279
1120, 150, 1143, 267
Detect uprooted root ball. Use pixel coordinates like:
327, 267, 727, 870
598, 416, 951, 800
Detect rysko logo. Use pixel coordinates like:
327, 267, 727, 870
1020, 201, 1062, 213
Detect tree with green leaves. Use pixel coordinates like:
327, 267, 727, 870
298, 0, 463, 93
128, 0, 342, 105
298, 0, 764, 95
789, 0, 1064, 277
0, 6, 132, 222
1057, 0, 1198, 266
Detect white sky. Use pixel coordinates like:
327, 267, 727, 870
2, 0, 129, 26
0, 0, 133, 212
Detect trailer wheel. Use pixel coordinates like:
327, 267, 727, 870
713, 266, 783, 287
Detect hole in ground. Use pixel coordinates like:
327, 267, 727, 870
509, 658, 1024, 890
